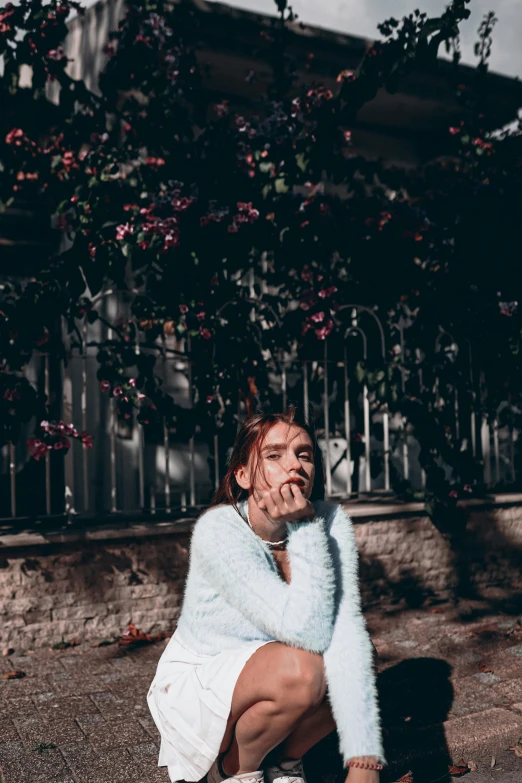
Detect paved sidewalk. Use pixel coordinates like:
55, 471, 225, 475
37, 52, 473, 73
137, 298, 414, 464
1, 587, 522, 783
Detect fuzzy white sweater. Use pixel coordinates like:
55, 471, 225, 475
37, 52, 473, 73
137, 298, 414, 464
175, 498, 386, 767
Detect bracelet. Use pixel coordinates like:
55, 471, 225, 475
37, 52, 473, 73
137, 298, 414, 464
345, 760, 384, 771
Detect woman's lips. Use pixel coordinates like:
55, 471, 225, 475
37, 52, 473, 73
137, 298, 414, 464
284, 478, 306, 487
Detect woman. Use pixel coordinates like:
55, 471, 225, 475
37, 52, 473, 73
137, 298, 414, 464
147, 407, 387, 783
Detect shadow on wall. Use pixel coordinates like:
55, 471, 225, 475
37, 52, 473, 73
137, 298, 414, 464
304, 658, 454, 783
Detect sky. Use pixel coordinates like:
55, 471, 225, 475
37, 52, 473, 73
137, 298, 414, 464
211, 0, 522, 80
73, 1, 522, 79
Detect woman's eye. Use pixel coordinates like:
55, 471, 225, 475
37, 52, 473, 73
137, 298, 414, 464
267, 454, 279, 459
299, 454, 311, 460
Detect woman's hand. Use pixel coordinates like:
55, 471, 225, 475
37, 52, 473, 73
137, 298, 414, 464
255, 482, 315, 524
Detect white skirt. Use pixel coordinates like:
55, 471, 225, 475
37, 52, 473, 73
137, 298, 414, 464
147, 629, 278, 782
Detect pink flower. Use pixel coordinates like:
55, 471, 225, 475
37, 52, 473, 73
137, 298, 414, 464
199, 327, 212, 340
310, 311, 325, 323
448, 489, 459, 499
179, 304, 189, 314
301, 266, 314, 283
315, 319, 334, 340
80, 431, 94, 448
27, 438, 50, 461
449, 127, 460, 135
196, 311, 206, 321
100, 380, 111, 393
206, 395, 214, 404
113, 386, 123, 397
318, 286, 338, 299
116, 222, 133, 241
129, 378, 137, 387
463, 484, 473, 493
5, 128, 24, 146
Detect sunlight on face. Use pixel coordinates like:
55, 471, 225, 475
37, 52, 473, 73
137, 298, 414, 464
250, 422, 315, 499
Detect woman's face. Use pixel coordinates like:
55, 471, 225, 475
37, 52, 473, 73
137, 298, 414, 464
238, 422, 316, 500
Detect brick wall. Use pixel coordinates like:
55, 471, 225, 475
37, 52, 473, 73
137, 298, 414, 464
2, 503, 522, 649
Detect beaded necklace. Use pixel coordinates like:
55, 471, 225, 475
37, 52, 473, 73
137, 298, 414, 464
244, 501, 289, 551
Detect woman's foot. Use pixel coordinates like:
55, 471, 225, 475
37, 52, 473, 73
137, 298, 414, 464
207, 753, 265, 783
263, 758, 307, 783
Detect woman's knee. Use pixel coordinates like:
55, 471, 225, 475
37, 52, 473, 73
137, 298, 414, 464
278, 647, 327, 708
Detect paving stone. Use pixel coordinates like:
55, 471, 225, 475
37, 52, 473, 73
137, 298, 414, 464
0, 719, 20, 741
138, 715, 160, 740
14, 714, 85, 747
0, 740, 74, 782
507, 643, 522, 657
0, 675, 54, 699
444, 707, 522, 759
0, 696, 38, 719
79, 718, 151, 750
60, 742, 138, 783
128, 741, 160, 762
34, 693, 101, 719
75, 713, 107, 733
472, 671, 502, 685
88, 690, 129, 719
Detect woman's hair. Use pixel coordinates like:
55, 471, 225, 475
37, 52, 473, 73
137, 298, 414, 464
209, 405, 325, 519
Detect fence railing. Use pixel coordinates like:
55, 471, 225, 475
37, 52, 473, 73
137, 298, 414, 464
1, 298, 520, 522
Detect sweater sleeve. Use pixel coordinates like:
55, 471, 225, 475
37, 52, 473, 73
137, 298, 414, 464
321, 502, 387, 767
190, 504, 337, 653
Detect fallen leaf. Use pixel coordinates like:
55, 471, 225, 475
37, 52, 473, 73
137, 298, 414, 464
396, 773, 414, 783
51, 639, 79, 651
90, 639, 117, 648
479, 662, 493, 673
448, 759, 470, 776
429, 607, 445, 614
467, 761, 478, 772
116, 623, 169, 646
2, 670, 25, 680
507, 738, 522, 758
32, 742, 57, 754
490, 756, 496, 769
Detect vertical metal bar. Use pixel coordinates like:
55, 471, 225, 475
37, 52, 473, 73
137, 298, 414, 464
323, 342, 332, 497
107, 325, 117, 513
509, 427, 515, 483
303, 361, 309, 424
44, 355, 51, 515
187, 337, 196, 507
214, 433, 220, 491
81, 323, 89, 511
150, 485, 156, 515
469, 343, 477, 458
9, 442, 16, 517
62, 348, 76, 517
493, 418, 500, 485
281, 363, 287, 410
454, 388, 460, 441
383, 408, 390, 491
162, 336, 171, 514
343, 353, 352, 496
134, 325, 144, 510
363, 383, 371, 492
482, 417, 491, 487
401, 328, 409, 482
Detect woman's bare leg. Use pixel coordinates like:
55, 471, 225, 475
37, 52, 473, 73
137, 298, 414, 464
266, 693, 336, 763
217, 643, 327, 776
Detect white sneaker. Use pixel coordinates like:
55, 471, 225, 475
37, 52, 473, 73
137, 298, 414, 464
263, 758, 307, 783
206, 755, 265, 783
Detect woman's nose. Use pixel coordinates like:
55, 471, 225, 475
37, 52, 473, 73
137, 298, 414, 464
285, 454, 302, 472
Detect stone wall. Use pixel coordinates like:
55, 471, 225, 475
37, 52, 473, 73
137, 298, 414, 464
2, 501, 522, 649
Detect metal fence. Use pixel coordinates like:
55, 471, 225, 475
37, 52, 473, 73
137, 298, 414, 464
1, 296, 520, 522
